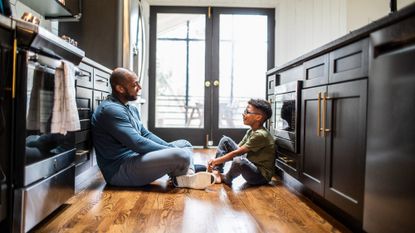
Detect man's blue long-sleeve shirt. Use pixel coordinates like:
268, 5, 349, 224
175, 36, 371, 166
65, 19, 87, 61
91, 95, 173, 181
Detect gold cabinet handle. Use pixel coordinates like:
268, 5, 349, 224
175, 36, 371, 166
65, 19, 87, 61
317, 92, 321, 136
213, 80, 219, 87
323, 92, 331, 135
205, 81, 211, 87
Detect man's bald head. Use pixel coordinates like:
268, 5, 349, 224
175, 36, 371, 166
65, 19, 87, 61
110, 67, 136, 91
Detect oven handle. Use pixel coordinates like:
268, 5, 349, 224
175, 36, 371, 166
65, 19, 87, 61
29, 60, 85, 78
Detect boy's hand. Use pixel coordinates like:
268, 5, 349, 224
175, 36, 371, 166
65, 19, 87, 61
207, 158, 216, 172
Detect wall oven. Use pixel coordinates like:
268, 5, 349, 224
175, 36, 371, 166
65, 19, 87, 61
273, 80, 302, 178
0, 19, 85, 232
12, 52, 77, 232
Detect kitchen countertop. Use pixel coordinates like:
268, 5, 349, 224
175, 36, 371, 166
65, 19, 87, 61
82, 57, 112, 73
267, 2, 415, 75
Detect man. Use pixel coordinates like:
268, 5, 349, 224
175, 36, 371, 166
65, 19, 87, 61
91, 68, 215, 189
208, 99, 275, 186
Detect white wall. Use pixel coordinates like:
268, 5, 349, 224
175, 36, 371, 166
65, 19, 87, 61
347, 0, 389, 32
275, 0, 414, 66
275, 0, 347, 66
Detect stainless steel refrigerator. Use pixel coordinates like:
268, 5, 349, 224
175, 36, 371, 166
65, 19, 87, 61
364, 14, 415, 233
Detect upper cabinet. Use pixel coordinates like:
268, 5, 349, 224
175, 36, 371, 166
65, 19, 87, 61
19, 0, 81, 21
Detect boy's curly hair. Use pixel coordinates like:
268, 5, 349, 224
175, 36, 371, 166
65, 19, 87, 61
248, 99, 272, 121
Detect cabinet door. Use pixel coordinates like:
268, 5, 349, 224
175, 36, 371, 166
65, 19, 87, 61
303, 54, 329, 88
77, 62, 94, 88
329, 39, 368, 84
300, 86, 327, 196
94, 69, 110, 91
325, 79, 367, 221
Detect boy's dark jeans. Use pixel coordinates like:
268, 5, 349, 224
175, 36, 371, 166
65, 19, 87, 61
215, 136, 268, 185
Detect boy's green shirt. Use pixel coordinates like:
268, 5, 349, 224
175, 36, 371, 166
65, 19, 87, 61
238, 127, 276, 181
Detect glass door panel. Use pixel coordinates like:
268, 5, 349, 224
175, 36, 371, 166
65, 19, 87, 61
155, 13, 205, 128
218, 14, 268, 129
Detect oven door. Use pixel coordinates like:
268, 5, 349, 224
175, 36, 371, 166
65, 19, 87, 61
274, 80, 302, 154
274, 92, 297, 152
11, 51, 76, 232
13, 53, 76, 188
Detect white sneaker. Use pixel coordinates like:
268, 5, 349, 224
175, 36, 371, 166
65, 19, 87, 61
174, 172, 216, 189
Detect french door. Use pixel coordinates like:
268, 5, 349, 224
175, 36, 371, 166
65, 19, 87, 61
149, 6, 274, 146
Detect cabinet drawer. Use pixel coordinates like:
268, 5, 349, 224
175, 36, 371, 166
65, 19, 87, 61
329, 38, 369, 83
276, 150, 300, 179
94, 68, 110, 91
76, 87, 93, 110
76, 140, 91, 151
303, 54, 329, 88
93, 91, 110, 111
77, 62, 93, 88
15, 165, 75, 232
279, 65, 303, 84
79, 119, 90, 130
78, 108, 91, 120
75, 130, 90, 144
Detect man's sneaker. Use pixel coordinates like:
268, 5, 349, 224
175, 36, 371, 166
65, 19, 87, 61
173, 172, 216, 189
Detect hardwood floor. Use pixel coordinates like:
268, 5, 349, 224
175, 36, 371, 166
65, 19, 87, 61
32, 149, 350, 233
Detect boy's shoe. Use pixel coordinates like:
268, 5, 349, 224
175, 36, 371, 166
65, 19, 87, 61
194, 164, 207, 173
173, 172, 216, 189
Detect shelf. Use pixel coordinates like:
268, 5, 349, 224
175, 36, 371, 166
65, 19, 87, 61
19, 0, 80, 21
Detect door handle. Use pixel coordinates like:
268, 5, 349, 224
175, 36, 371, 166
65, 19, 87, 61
205, 81, 211, 87
213, 80, 219, 87
317, 92, 322, 137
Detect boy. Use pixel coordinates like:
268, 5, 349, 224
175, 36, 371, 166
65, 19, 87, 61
208, 99, 275, 186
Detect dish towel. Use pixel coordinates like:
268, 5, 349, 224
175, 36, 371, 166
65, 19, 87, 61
51, 60, 80, 135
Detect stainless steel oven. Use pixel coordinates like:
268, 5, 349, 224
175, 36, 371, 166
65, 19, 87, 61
273, 80, 302, 178
11, 51, 77, 233
274, 81, 302, 153
1, 19, 85, 233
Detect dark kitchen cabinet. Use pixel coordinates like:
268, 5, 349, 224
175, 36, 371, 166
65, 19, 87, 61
74, 58, 111, 193
266, 4, 415, 231
302, 39, 368, 89
301, 79, 367, 221
303, 54, 329, 88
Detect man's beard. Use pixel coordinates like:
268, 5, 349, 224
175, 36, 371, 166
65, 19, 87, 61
124, 92, 138, 101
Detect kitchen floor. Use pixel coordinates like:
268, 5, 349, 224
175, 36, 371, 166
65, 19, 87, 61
31, 149, 350, 233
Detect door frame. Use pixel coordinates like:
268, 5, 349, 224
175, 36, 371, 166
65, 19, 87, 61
148, 6, 275, 146
148, 6, 211, 146
210, 7, 275, 144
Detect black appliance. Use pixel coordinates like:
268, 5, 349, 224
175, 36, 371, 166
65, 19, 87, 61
363, 14, 415, 233
0, 14, 14, 229
274, 80, 302, 153
1, 19, 84, 233
273, 80, 302, 178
